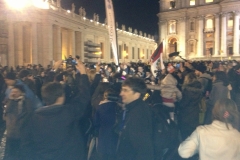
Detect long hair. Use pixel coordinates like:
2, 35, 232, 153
212, 98, 239, 130
183, 72, 197, 85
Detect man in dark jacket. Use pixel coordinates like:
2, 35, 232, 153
21, 60, 90, 160
117, 77, 154, 160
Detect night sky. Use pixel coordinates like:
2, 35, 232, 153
61, 0, 159, 36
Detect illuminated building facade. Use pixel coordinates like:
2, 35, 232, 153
158, 0, 240, 60
0, 0, 156, 67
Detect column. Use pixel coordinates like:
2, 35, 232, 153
197, 16, 204, 57
53, 25, 61, 61
75, 31, 82, 59
42, 23, 53, 67
32, 23, 38, 64
23, 24, 31, 64
233, 12, 240, 56
15, 23, 23, 66
70, 30, 76, 57
7, 22, 15, 67
214, 14, 220, 56
221, 13, 227, 57
159, 20, 167, 59
128, 43, 132, 61
56, 26, 62, 60
37, 23, 43, 65
179, 17, 186, 58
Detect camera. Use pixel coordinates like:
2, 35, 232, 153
64, 55, 80, 67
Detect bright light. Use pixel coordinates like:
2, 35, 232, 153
32, 0, 49, 9
67, 10, 71, 13
90, 19, 93, 22
5, 0, 32, 9
5, 0, 50, 10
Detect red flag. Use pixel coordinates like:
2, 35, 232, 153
150, 42, 165, 77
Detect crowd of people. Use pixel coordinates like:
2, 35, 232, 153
0, 57, 240, 160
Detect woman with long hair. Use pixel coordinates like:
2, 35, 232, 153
178, 72, 202, 140
178, 98, 240, 160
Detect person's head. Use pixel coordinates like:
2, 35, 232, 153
138, 66, 144, 73
87, 69, 96, 84
4, 72, 16, 86
167, 64, 175, 74
18, 69, 30, 80
103, 88, 117, 101
41, 82, 65, 105
184, 72, 197, 84
120, 77, 146, 104
213, 71, 229, 86
194, 63, 207, 77
10, 85, 25, 99
212, 98, 239, 130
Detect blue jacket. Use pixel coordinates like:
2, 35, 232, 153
5, 79, 42, 109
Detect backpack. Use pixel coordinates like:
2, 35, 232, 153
151, 103, 179, 159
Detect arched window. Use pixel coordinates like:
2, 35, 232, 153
206, 19, 213, 29
228, 17, 233, 28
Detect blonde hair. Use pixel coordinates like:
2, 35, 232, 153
212, 98, 239, 130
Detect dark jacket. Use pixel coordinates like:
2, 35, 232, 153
178, 81, 202, 140
117, 99, 154, 160
205, 81, 229, 124
21, 74, 90, 160
5, 97, 33, 139
94, 101, 118, 154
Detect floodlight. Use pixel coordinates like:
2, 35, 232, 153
5, 0, 31, 9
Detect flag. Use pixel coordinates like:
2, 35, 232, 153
150, 42, 165, 77
105, 0, 119, 65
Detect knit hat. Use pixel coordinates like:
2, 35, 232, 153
5, 72, 16, 80
167, 65, 175, 73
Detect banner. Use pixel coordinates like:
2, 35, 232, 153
105, 0, 119, 65
150, 42, 165, 77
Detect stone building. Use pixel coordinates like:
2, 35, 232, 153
0, 0, 156, 67
158, 0, 240, 60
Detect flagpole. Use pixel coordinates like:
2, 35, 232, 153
104, 0, 119, 66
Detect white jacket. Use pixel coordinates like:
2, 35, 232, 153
160, 74, 182, 101
178, 120, 240, 160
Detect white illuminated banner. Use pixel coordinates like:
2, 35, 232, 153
104, 0, 119, 65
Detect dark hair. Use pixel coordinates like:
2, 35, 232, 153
212, 98, 239, 130
122, 77, 147, 97
214, 71, 229, 86
41, 82, 64, 105
13, 84, 25, 93
18, 69, 30, 79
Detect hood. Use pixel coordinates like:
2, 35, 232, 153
200, 73, 212, 79
161, 73, 177, 86
182, 81, 202, 93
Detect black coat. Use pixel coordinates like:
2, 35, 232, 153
117, 99, 154, 160
21, 74, 90, 160
178, 81, 202, 140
